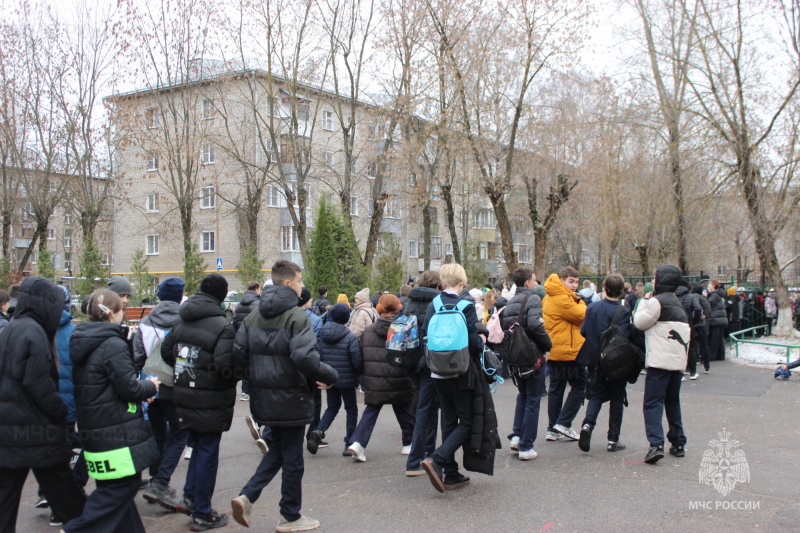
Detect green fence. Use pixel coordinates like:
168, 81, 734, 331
730, 325, 800, 364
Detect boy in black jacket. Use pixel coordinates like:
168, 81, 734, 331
231, 260, 337, 532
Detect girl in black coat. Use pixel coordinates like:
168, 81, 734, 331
64, 290, 159, 533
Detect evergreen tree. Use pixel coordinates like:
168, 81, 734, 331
130, 248, 155, 305
0, 257, 16, 288
183, 241, 207, 295
372, 234, 404, 293
236, 243, 264, 288
75, 239, 107, 298
37, 250, 55, 281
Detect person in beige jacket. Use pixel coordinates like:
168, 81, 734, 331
348, 288, 378, 341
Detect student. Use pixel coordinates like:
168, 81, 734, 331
542, 266, 587, 441
0, 289, 10, 335
161, 274, 237, 530
230, 260, 337, 532
107, 275, 133, 308
234, 281, 261, 402
576, 274, 632, 453
502, 267, 553, 460
64, 290, 160, 533
633, 265, 690, 464
348, 288, 378, 341
706, 280, 729, 363
312, 286, 332, 317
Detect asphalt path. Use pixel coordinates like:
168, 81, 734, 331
16, 360, 800, 532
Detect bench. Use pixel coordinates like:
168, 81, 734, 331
124, 306, 154, 324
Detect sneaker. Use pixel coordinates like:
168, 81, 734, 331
139, 478, 150, 490
348, 442, 366, 462
239, 393, 250, 401
405, 468, 426, 477
703, 368, 710, 374
640, 369, 647, 375
669, 445, 685, 457
545, 431, 564, 441
160, 493, 193, 515
49, 513, 62, 527
401, 445, 412, 455
318, 440, 329, 449
421, 459, 445, 493
509, 436, 520, 453
35, 497, 49, 509
256, 438, 269, 454
681, 375, 687, 382
190, 511, 228, 531
607, 441, 626, 452
689, 373, 699, 380
276, 515, 320, 533
231, 495, 252, 528
143, 480, 177, 508
578, 424, 592, 453
184, 447, 193, 460
443, 472, 470, 490
245, 416, 260, 442
553, 424, 579, 441
342, 444, 351, 457
518, 449, 538, 461
307, 430, 324, 455
644, 445, 665, 464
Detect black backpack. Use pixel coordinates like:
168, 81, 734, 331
503, 294, 544, 378
599, 306, 643, 383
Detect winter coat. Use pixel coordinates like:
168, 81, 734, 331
71, 322, 158, 479
725, 293, 742, 322
708, 289, 729, 327
765, 295, 777, 318
421, 291, 485, 370
56, 310, 77, 424
692, 285, 712, 328
303, 308, 323, 337
633, 265, 690, 371
348, 301, 378, 340
361, 316, 413, 405
623, 290, 639, 311
675, 285, 704, 329
0, 276, 71, 469
233, 290, 260, 331
501, 287, 552, 354
461, 361, 501, 476
576, 298, 631, 368
318, 322, 362, 389
0, 311, 9, 336
542, 273, 586, 361
404, 286, 440, 327
577, 287, 601, 305
312, 297, 331, 316
132, 300, 181, 399
233, 285, 337, 426
161, 292, 237, 433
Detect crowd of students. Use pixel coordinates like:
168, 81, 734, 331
0, 260, 712, 532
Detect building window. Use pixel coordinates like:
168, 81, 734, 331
146, 193, 159, 213
64, 229, 73, 248
266, 140, 279, 163
516, 244, 532, 264
445, 242, 452, 257
266, 185, 285, 208
408, 240, 418, 258
322, 151, 334, 170
474, 208, 494, 229
20, 203, 33, 222
47, 228, 55, 240
267, 96, 280, 117
201, 98, 215, 120
296, 102, 310, 121
367, 162, 377, 179
201, 142, 215, 164
64, 214, 72, 225
431, 236, 442, 259
281, 226, 300, 252
64, 252, 72, 271
427, 206, 438, 224
322, 109, 334, 131
101, 253, 111, 266
147, 152, 158, 172
146, 234, 159, 255
478, 242, 489, 260
201, 230, 215, 252
368, 122, 384, 139
200, 186, 216, 209
145, 107, 160, 129
350, 196, 359, 217
385, 198, 399, 219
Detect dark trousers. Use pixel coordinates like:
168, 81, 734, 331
406, 371, 439, 471
241, 377, 250, 395
509, 368, 546, 451
432, 378, 473, 476
305, 389, 322, 440
686, 328, 700, 375
148, 399, 189, 485
241, 425, 304, 522
349, 402, 414, 448
708, 325, 727, 361
63, 473, 143, 533
0, 463, 85, 531
696, 326, 711, 371
317, 387, 359, 444
582, 366, 626, 442
643, 367, 686, 448
547, 360, 587, 429
184, 431, 222, 518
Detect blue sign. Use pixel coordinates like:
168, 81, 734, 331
216, 258, 223, 271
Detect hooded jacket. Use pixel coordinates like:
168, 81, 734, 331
56, 310, 77, 423
233, 285, 337, 426
161, 292, 237, 433
501, 286, 552, 354
633, 265, 690, 371
577, 287, 601, 305
404, 286, 440, 328
132, 300, 181, 398
348, 300, 378, 340
233, 290, 260, 331
576, 298, 632, 368
361, 316, 414, 406
0, 276, 71, 469
675, 285, 704, 329
708, 288, 729, 327
692, 284, 713, 328
542, 273, 586, 361
318, 322, 362, 389
71, 322, 158, 479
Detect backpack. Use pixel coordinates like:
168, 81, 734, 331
142, 327, 174, 386
486, 307, 505, 344
579, 292, 593, 307
425, 295, 472, 378
503, 294, 544, 378
599, 306, 643, 383
385, 313, 421, 369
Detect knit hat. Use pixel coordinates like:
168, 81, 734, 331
298, 287, 312, 307
355, 288, 370, 302
200, 273, 228, 303
107, 275, 132, 296
329, 303, 351, 324
58, 285, 71, 311
376, 293, 402, 317
727, 287, 736, 296
644, 282, 654, 295
158, 277, 185, 303
469, 288, 483, 302
336, 294, 351, 308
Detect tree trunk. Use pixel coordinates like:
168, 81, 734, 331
668, 125, 689, 272
422, 205, 431, 271
533, 227, 547, 278
18, 229, 41, 272
363, 191, 388, 270
441, 183, 461, 264
487, 187, 517, 274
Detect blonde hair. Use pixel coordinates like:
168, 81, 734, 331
86, 289, 123, 322
439, 263, 467, 288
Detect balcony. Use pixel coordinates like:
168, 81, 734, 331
13, 238, 32, 249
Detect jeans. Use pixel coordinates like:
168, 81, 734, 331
509, 369, 545, 451
317, 387, 359, 444
305, 389, 322, 440
0, 464, 86, 531
349, 402, 415, 448
406, 371, 439, 470
149, 399, 190, 485
582, 366, 626, 442
643, 367, 686, 448
184, 432, 222, 518
547, 360, 587, 429
686, 328, 701, 375
696, 325, 711, 371
63, 473, 144, 533
241, 377, 250, 395
241, 425, 304, 522
432, 378, 473, 476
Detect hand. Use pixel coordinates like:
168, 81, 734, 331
146, 396, 156, 404
544, 352, 550, 360
147, 376, 161, 391
316, 381, 333, 390
782, 364, 788, 370
479, 333, 487, 343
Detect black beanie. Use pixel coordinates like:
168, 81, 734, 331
298, 287, 312, 307
200, 274, 228, 303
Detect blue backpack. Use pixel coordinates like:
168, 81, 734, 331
425, 295, 472, 378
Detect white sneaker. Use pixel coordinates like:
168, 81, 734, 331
552, 424, 579, 441
183, 447, 192, 460
401, 445, 411, 455
689, 373, 699, 380
509, 436, 520, 453
518, 449, 538, 460
545, 431, 564, 441
256, 438, 269, 454
245, 415, 260, 442
276, 515, 320, 533
348, 442, 366, 462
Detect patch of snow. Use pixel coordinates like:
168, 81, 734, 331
730, 336, 800, 367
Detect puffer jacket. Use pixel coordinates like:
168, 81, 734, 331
501, 286, 552, 354
0, 311, 9, 336
132, 300, 181, 398
692, 284, 712, 328
404, 286, 441, 327
233, 290, 260, 331
708, 288, 729, 327
542, 273, 586, 361
57, 310, 77, 424
348, 301, 378, 340
71, 322, 158, 479
0, 276, 71, 469
318, 321, 362, 389
675, 285, 704, 328
633, 265, 690, 371
361, 316, 413, 406
577, 298, 631, 368
162, 292, 237, 433
233, 285, 337, 426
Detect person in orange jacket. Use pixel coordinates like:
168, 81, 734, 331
542, 266, 587, 442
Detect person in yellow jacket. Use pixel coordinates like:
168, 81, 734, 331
542, 266, 587, 442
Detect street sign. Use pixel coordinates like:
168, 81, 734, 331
216, 257, 223, 271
